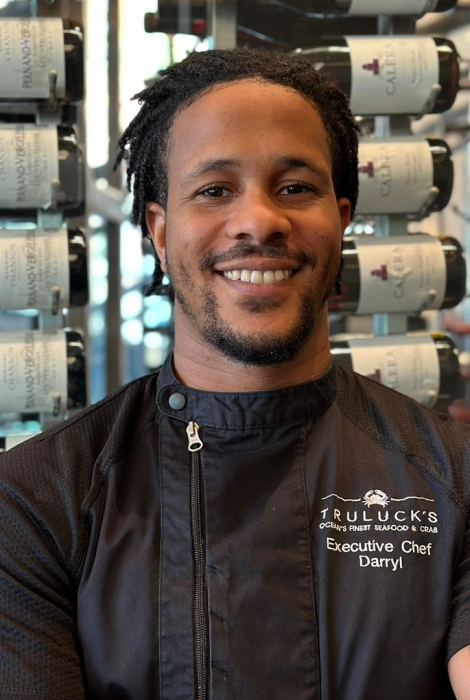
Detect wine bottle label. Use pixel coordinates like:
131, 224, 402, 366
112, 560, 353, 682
0, 329, 67, 413
356, 138, 433, 215
4, 433, 36, 450
348, 335, 440, 407
0, 19, 65, 99
347, 36, 439, 115
348, 0, 429, 14
0, 124, 59, 208
0, 228, 70, 311
356, 235, 446, 314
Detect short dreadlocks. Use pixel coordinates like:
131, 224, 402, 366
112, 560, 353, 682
115, 47, 359, 295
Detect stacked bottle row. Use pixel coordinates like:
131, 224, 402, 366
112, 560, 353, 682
0, 17, 87, 419
311, 6, 462, 409
146, 0, 457, 47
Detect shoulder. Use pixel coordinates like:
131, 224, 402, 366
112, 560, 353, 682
0, 372, 161, 575
0, 371, 161, 494
335, 365, 470, 509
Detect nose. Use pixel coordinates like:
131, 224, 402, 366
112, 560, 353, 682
226, 188, 292, 244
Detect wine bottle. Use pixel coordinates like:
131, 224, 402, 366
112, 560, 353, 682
331, 332, 462, 411
0, 18, 84, 102
0, 328, 87, 414
145, 3, 296, 48
0, 227, 88, 311
295, 36, 459, 115
356, 138, 453, 216
0, 124, 85, 217
328, 235, 466, 315
281, 0, 457, 15
145, 0, 348, 49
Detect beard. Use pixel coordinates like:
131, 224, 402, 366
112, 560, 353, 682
167, 242, 338, 367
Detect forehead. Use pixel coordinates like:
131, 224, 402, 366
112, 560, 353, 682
167, 79, 333, 179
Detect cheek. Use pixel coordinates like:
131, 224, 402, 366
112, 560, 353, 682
299, 227, 341, 263
298, 208, 342, 247
165, 222, 205, 263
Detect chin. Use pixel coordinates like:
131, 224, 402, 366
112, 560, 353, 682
201, 317, 316, 368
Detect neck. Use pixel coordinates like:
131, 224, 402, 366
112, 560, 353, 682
172, 308, 332, 392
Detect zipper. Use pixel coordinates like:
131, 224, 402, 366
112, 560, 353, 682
186, 421, 207, 700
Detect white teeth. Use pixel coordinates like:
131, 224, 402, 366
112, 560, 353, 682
222, 268, 293, 284
263, 271, 275, 284
251, 271, 264, 284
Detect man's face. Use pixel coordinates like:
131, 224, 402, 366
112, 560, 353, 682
147, 79, 350, 366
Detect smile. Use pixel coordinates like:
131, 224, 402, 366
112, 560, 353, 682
222, 269, 293, 285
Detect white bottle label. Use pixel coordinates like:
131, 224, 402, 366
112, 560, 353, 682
0, 329, 67, 413
347, 36, 439, 115
356, 138, 433, 215
0, 124, 59, 208
0, 228, 70, 311
348, 0, 430, 15
355, 235, 446, 314
4, 433, 36, 450
0, 19, 65, 99
348, 334, 440, 407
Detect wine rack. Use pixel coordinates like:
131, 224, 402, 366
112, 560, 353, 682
144, 0, 466, 412
342, 10, 464, 410
0, 0, 87, 444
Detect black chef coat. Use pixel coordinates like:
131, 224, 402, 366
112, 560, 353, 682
1, 356, 470, 700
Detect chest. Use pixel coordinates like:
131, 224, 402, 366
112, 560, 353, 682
77, 420, 462, 700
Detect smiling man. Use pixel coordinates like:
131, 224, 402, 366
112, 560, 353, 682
1, 48, 470, 700
145, 76, 350, 387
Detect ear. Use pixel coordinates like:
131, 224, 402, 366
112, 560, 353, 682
337, 197, 351, 235
146, 202, 167, 272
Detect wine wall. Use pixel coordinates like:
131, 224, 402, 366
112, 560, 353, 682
312, 8, 465, 411
0, 1, 87, 449
146, 0, 466, 412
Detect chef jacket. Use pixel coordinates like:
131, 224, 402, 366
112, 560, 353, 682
1, 355, 470, 700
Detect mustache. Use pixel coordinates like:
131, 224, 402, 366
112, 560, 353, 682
199, 242, 317, 271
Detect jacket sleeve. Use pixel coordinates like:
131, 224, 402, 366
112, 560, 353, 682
447, 508, 470, 664
0, 433, 87, 700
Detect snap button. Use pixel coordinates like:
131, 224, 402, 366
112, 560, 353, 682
169, 392, 186, 410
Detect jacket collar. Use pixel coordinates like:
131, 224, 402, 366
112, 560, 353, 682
156, 354, 336, 430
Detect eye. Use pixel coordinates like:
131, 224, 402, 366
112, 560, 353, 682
198, 186, 231, 198
279, 182, 316, 196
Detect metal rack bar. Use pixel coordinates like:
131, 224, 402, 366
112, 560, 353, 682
372, 15, 417, 338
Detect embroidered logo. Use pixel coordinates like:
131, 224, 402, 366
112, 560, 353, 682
322, 492, 434, 505
363, 489, 389, 508
318, 491, 438, 571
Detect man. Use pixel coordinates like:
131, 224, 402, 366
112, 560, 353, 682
0, 48, 470, 700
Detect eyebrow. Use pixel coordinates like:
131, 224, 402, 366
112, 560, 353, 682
276, 156, 328, 180
182, 156, 328, 182
183, 159, 241, 181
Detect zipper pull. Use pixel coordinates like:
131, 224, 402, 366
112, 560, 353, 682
186, 421, 203, 452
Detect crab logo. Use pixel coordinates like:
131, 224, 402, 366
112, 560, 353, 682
363, 489, 389, 508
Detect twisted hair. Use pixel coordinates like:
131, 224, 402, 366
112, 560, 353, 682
115, 47, 359, 295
